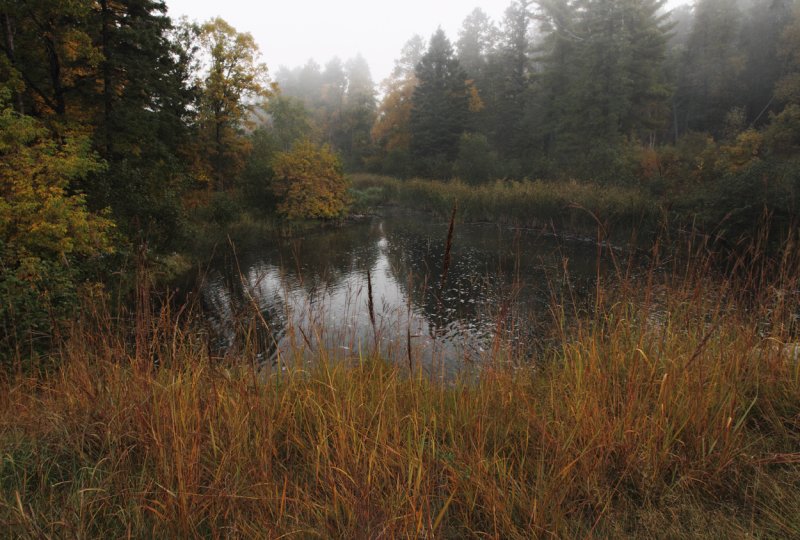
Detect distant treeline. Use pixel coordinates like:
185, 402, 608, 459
276, 0, 800, 183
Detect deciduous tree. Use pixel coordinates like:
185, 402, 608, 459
271, 140, 348, 219
195, 18, 274, 189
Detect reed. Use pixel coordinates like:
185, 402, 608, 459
350, 174, 660, 239
439, 201, 457, 296
1, 232, 799, 538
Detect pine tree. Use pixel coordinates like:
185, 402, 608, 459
410, 29, 471, 177
490, 1, 535, 168
457, 8, 497, 80
676, 0, 744, 136
537, 0, 670, 179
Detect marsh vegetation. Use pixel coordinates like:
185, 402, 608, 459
2, 0, 800, 537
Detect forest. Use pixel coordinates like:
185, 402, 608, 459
1, 0, 800, 537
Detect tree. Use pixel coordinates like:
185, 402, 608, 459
410, 29, 471, 177
762, 3, 800, 156
266, 94, 316, 151
487, 1, 535, 167
457, 8, 497, 79
372, 35, 425, 176
536, 0, 671, 179
271, 140, 348, 220
0, 95, 114, 357
336, 55, 376, 169
240, 95, 316, 209
738, 0, 794, 127
0, 0, 100, 118
195, 18, 273, 190
91, 1, 198, 245
675, 0, 744, 136
0, 1, 199, 246
453, 132, 498, 184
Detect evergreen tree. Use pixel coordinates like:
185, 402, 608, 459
490, 0, 536, 168
676, 0, 744, 136
93, 1, 198, 243
410, 29, 471, 177
738, 0, 794, 127
457, 8, 497, 80
537, 0, 671, 179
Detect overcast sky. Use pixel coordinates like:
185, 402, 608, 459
166, 0, 689, 86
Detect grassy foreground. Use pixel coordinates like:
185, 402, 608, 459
1, 243, 800, 538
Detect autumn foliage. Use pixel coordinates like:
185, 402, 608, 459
0, 103, 115, 358
271, 140, 349, 219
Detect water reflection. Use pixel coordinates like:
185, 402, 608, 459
197, 209, 608, 373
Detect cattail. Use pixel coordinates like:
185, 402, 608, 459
407, 270, 414, 375
439, 201, 457, 296
366, 268, 376, 330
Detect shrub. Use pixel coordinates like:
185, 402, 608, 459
271, 141, 349, 220
0, 105, 115, 361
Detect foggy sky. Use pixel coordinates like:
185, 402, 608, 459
167, 0, 688, 86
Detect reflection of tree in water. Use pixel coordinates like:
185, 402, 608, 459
379, 213, 607, 347
195, 209, 612, 371
199, 220, 385, 365
241, 221, 382, 293
199, 263, 286, 365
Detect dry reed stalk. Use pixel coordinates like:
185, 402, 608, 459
439, 202, 457, 296
367, 268, 376, 330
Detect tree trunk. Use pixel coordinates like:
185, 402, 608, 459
1, 13, 24, 114
99, 0, 114, 157
41, 19, 66, 115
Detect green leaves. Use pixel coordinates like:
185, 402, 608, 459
0, 102, 114, 358
410, 29, 471, 177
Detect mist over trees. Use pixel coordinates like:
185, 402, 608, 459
358, 0, 799, 184
272, 54, 378, 170
2, 0, 799, 239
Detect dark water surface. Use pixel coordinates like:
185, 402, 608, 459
195, 209, 613, 373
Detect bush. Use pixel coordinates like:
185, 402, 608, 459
272, 141, 349, 220
0, 106, 115, 362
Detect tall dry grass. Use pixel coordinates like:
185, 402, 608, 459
1, 233, 799, 538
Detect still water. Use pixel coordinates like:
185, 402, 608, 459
195, 209, 612, 373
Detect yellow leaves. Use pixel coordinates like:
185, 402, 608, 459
718, 129, 763, 173
466, 80, 484, 113
0, 106, 114, 262
372, 78, 416, 152
271, 141, 349, 220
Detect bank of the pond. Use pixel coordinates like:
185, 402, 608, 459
2, 241, 799, 538
350, 174, 662, 240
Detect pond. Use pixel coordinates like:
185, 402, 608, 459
193, 209, 618, 374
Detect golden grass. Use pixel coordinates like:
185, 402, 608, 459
349, 174, 660, 236
1, 240, 800, 538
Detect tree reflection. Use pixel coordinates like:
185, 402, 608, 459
195, 210, 611, 371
